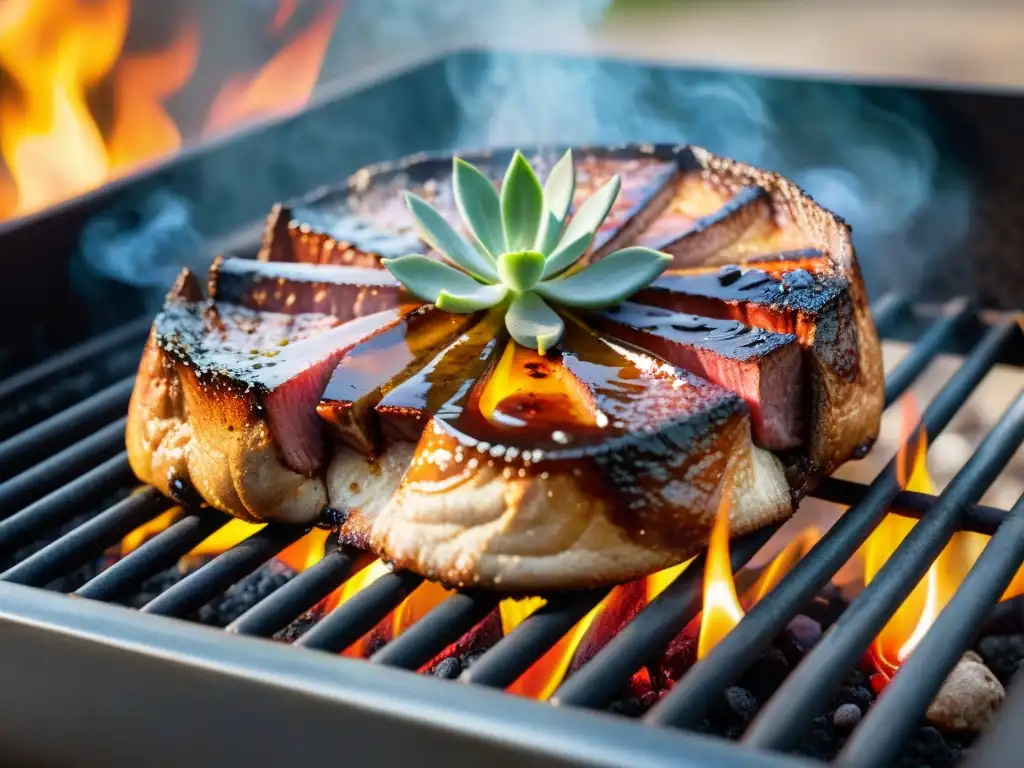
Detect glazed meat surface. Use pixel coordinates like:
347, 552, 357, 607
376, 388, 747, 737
127, 144, 883, 589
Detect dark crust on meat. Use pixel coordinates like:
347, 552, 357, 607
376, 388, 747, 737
679, 146, 883, 491
209, 255, 406, 319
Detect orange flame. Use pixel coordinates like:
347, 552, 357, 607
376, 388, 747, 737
0, 0, 340, 221
500, 595, 606, 700
204, 1, 343, 136
0, 0, 200, 219
866, 395, 993, 678
697, 492, 745, 659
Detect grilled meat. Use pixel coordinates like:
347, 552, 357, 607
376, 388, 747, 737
593, 302, 803, 450
371, 323, 790, 589
127, 143, 883, 590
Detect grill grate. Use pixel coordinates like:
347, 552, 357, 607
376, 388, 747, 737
0, 295, 1020, 768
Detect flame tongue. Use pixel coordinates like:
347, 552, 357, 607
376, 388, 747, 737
697, 491, 745, 659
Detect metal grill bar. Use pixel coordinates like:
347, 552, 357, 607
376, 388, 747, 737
371, 592, 501, 670
970, 674, 1024, 768
141, 525, 307, 617
813, 477, 1006, 535
0, 417, 126, 515
0, 453, 135, 553
644, 320, 1016, 730
882, 301, 973, 406
0, 376, 134, 477
75, 509, 230, 602
227, 548, 359, 637
462, 588, 611, 689
0, 488, 171, 587
863, 293, 905, 331
742, 391, 1024, 750
0, 316, 148, 405
297, 570, 424, 653
839, 491, 1024, 766
552, 526, 775, 709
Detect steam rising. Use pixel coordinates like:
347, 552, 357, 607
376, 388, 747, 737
79, 0, 970, 303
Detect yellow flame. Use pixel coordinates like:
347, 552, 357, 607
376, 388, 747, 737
697, 493, 745, 659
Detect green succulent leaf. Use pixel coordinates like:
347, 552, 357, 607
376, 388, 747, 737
542, 230, 593, 279
436, 284, 509, 312
497, 250, 545, 293
534, 247, 672, 308
382, 255, 498, 307
560, 174, 621, 246
501, 151, 545, 252
404, 192, 499, 282
453, 158, 506, 258
544, 149, 575, 224
505, 291, 564, 355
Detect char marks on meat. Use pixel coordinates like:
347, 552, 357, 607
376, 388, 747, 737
126, 144, 882, 588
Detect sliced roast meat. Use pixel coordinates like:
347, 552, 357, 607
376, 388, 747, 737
129, 268, 408, 524
369, 321, 791, 589
575, 154, 678, 258
593, 302, 803, 450
641, 186, 773, 266
631, 259, 860, 481
258, 198, 422, 267
376, 310, 506, 444
636, 261, 858, 378
317, 305, 477, 455
209, 256, 406, 320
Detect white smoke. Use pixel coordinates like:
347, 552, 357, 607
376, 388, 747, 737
80, 0, 971, 302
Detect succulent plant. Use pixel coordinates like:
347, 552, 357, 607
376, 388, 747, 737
382, 150, 672, 353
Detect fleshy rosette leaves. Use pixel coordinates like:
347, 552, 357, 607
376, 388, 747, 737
381, 149, 672, 353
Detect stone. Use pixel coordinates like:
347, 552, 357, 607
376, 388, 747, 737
926, 654, 1005, 733
713, 686, 759, 727
832, 703, 862, 731
432, 657, 461, 679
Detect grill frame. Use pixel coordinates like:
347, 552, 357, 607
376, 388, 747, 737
0, 292, 1020, 767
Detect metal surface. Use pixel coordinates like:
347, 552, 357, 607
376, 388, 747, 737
0, 294, 1020, 767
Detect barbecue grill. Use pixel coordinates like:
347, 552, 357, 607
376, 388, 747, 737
0, 50, 1022, 768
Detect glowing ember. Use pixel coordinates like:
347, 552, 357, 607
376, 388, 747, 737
697, 491, 745, 660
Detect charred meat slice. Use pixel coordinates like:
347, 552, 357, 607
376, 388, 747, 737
370, 321, 791, 589
157, 300, 404, 476
593, 303, 803, 450
642, 186, 773, 266
375, 310, 506, 444
636, 261, 857, 378
573, 155, 678, 257
634, 258, 860, 481
131, 269, 408, 524
258, 199, 423, 267
209, 256, 406, 320
316, 305, 477, 455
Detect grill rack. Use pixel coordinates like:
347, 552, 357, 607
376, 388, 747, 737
0, 295, 1021, 768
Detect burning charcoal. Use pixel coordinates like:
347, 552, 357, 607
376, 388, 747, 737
926, 653, 1005, 734
976, 634, 1024, 684
741, 647, 790, 699
777, 614, 822, 664
431, 657, 462, 680
980, 597, 1024, 636
908, 726, 954, 768
832, 703, 862, 732
712, 686, 759, 731
276, 613, 319, 643
608, 697, 646, 718
197, 565, 295, 627
795, 720, 837, 763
